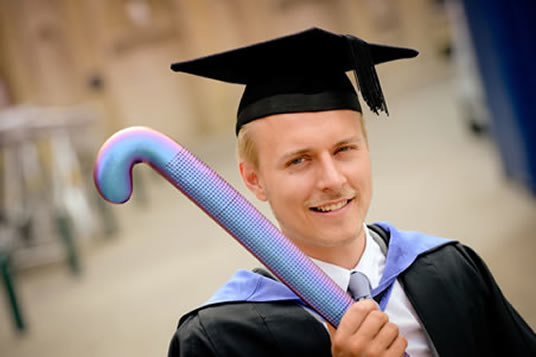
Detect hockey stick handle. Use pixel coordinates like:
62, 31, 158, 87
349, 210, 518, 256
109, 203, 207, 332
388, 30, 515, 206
93, 126, 354, 327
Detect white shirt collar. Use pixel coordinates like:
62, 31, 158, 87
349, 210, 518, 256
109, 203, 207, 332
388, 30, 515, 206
310, 224, 377, 292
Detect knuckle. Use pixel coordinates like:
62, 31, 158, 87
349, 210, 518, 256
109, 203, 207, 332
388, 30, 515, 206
401, 335, 408, 348
366, 345, 382, 357
351, 299, 376, 314
386, 322, 399, 336
348, 340, 365, 354
369, 310, 389, 324
351, 301, 370, 315
362, 298, 378, 310
391, 335, 408, 354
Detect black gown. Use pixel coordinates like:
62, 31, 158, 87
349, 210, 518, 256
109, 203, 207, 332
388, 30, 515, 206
168, 225, 536, 357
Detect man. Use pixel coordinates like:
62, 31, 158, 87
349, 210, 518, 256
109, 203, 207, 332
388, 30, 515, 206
168, 28, 536, 356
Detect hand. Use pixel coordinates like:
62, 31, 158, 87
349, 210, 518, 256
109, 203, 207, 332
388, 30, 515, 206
328, 299, 408, 357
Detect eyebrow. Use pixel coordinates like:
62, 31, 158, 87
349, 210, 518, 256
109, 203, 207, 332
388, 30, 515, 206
334, 135, 361, 147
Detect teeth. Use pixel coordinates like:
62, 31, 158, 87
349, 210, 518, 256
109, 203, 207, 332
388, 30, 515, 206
315, 200, 348, 212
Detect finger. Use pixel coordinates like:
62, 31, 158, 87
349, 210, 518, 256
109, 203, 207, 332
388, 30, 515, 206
336, 299, 378, 338
386, 335, 408, 357
374, 322, 400, 350
354, 309, 390, 340
340, 315, 398, 356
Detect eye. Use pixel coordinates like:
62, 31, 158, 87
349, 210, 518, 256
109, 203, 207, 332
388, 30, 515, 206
288, 157, 305, 166
335, 145, 354, 154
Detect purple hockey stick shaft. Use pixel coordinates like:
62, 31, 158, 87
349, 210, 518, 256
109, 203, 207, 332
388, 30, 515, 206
94, 126, 354, 327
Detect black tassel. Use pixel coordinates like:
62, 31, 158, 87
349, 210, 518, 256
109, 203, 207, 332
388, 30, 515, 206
345, 35, 389, 115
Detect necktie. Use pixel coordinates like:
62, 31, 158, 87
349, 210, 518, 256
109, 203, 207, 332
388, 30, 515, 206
348, 271, 409, 357
347, 272, 410, 356
347, 271, 372, 301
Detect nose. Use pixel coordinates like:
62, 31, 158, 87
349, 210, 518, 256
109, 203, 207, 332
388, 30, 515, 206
316, 153, 346, 191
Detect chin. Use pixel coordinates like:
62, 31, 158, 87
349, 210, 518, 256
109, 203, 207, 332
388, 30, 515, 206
311, 230, 360, 247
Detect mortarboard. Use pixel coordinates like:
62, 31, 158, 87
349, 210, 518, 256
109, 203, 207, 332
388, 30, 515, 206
170, 27, 418, 135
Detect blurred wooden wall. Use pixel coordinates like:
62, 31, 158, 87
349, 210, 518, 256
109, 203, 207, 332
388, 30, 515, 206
0, 0, 450, 142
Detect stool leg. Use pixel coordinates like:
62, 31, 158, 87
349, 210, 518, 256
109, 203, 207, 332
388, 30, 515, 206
55, 213, 82, 275
92, 190, 118, 237
0, 253, 26, 332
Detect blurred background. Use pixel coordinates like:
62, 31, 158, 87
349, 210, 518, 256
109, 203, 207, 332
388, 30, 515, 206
0, 0, 534, 356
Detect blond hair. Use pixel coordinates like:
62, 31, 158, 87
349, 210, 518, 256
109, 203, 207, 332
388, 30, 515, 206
237, 122, 259, 168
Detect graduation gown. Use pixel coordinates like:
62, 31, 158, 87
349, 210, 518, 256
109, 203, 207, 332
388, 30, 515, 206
168, 223, 536, 356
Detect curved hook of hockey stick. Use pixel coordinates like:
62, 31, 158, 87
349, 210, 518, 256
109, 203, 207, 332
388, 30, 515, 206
94, 126, 354, 327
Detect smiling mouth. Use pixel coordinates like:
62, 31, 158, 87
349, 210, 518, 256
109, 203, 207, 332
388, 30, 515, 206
310, 199, 352, 213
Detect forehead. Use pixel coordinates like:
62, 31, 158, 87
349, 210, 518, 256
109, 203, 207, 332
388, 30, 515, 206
249, 109, 363, 157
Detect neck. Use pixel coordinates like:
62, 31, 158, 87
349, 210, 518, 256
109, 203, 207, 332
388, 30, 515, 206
293, 227, 367, 270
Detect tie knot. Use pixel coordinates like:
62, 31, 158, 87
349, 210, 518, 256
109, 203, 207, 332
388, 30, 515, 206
347, 271, 372, 301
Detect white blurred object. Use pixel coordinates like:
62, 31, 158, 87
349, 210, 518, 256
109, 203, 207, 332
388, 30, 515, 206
50, 129, 96, 237
444, 0, 489, 135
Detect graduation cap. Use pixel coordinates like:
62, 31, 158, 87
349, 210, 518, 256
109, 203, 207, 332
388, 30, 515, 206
171, 27, 418, 135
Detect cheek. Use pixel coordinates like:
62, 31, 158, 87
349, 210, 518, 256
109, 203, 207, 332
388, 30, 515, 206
358, 164, 373, 202
346, 159, 372, 193
359, 164, 372, 186
266, 173, 311, 207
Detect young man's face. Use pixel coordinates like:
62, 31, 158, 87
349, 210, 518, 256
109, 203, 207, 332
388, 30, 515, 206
239, 109, 372, 259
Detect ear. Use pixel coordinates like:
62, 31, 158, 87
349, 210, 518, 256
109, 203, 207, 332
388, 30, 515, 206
239, 161, 268, 201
